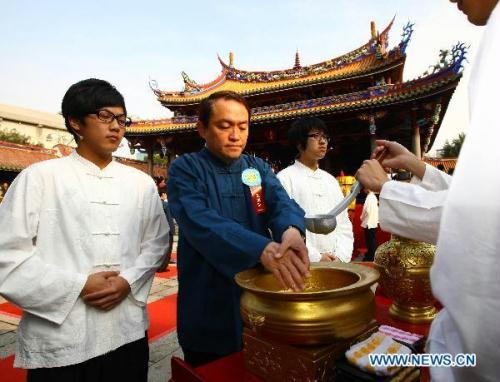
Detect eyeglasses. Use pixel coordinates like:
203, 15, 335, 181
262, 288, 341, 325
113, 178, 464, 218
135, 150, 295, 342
91, 109, 132, 128
307, 133, 331, 143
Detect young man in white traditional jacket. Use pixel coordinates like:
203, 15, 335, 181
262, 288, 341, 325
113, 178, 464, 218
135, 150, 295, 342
0, 78, 170, 381
356, 1, 500, 380
277, 117, 353, 263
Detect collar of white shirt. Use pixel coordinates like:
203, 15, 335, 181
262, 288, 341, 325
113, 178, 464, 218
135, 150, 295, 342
71, 150, 116, 178
293, 159, 322, 178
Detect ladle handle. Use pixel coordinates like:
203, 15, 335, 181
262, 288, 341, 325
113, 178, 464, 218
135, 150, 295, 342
329, 182, 361, 217
373, 147, 388, 165
327, 148, 388, 217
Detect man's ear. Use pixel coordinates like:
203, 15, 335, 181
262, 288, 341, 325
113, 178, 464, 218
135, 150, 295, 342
196, 121, 206, 140
68, 117, 82, 135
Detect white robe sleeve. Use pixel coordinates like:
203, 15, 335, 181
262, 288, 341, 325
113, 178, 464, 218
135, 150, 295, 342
410, 163, 452, 191
119, 181, 170, 306
378, 164, 451, 245
0, 167, 87, 325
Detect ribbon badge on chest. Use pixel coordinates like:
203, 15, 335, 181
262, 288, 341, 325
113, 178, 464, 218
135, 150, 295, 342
242, 168, 267, 214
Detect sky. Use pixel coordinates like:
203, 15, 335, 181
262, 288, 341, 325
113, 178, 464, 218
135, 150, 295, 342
0, 0, 484, 156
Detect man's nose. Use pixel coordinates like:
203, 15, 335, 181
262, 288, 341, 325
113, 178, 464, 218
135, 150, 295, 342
229, 127, 240, 140
109, 119, 121, 132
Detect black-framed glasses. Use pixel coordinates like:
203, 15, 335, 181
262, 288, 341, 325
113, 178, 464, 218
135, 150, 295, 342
307, 133, 331, 143
92, 109, 132, 128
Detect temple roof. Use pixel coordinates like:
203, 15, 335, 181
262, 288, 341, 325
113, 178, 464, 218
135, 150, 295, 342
423, 157, 456, 172
128, 64, 461, 136
0, 141, 167, 177
152, 18, 400, 105
0, 141, 58, 172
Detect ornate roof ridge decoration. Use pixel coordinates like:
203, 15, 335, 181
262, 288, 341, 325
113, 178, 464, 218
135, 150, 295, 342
157, 67, 228, 97
181, 71, 202, 93
217, 16, 395, 82
294, 50, 301, 69
250, 41, 466, 115
132, 117, 176, 126
153, 17, 399, 99
399, 21, 414, 55
238, 62, 459, 119
149, 78, 161, 97
128, 51, 462, 135
158, 49, 406, 104
421, 42, 468, 76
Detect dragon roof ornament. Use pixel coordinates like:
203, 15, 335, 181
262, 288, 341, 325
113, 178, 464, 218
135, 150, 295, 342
399, 21, 414, 55
423, 42, 468, 76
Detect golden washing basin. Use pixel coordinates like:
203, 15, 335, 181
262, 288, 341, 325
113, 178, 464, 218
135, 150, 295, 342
235, 263, 379, 346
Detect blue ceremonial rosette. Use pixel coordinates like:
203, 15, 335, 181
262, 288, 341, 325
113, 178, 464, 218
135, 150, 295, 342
241, 168, 262, 187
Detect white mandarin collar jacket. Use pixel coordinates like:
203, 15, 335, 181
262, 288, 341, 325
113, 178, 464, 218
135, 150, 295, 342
277, 160, 353, 262
0, 151, 170, 368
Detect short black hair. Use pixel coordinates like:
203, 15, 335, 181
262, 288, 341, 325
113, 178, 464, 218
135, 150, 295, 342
287, 117, 328, 152
61, 78, 127, 143
198, 91, 250, 126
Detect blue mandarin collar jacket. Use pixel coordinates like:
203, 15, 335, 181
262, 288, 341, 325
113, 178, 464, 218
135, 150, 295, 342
167, 148, 305, 355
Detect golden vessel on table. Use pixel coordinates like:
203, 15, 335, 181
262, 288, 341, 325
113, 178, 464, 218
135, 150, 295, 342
374, 235, 437, 324
235, 262, 380, 345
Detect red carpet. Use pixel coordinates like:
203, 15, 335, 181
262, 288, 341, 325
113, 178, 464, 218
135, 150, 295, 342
155, 264, 178, 279
0, 302, 21, 318
147, 293, 178, 342
0, 356, 26, 382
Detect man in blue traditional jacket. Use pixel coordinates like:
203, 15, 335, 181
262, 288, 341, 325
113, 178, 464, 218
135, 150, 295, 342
168, 91, 309, 366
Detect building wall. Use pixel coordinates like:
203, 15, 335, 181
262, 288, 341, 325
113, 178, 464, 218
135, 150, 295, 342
0, 104, 75, 149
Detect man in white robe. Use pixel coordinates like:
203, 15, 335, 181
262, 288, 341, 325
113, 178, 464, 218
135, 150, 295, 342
277, 117, 353, 263
360, 189, 379, 261
356, 1, 500, 380
0, 79, 170, 381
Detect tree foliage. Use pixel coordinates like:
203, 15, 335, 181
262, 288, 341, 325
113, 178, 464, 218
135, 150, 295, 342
153, 153, 169, 165
0, 129, 32, 145
441, 132, 465, 158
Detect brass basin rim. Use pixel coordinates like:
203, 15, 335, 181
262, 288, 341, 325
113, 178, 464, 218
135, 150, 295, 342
235, 263, 379, 298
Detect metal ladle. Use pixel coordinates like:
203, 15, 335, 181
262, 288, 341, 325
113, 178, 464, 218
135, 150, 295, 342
304, 149, 387, 234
